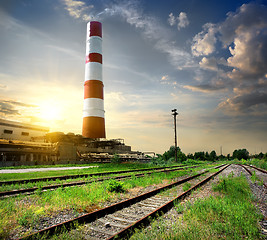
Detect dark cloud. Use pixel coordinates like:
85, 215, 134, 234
218, 91, 267, 112
0, 99, 36, 116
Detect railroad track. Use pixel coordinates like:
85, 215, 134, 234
19, 164, 229, 240
240, 164, 267, 188
0, 164, 188, 186
244, 164, 267, 174
0, 164, 211, 198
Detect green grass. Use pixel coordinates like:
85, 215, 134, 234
248, 158, 267, 170
182, 182, 191, 192
0, 162, 185, 182
0, 163, 219, 239
231, 158, 267, 170
0, 168, 195, 239
0, 160, 220, 183
130, 174, 264, 240
0, 163, 100, 170
0, 165, 198, 192
0, 162, 218, 192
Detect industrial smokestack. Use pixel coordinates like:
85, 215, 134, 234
82, 21, 106, 138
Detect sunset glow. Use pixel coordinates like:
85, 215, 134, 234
38, 101, 62, 122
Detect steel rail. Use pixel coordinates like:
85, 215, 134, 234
18, 164, 226, 240
0, 165, 201, 198
240, 164, 267, 188
244, 164, 267, 174
0, 164, 186, 186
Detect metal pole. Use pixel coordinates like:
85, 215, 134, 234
172, 109, 178, 162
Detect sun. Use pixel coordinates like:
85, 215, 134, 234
38, 101, 62, 122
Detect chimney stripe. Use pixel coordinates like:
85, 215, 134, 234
88, 21, 102, 38
84, 80, 103, 99
82, 117, 105, 138
86, 53, 102, 64
86, 36, 102, 55
83, 98, 104, 110
84, 62, 102, 82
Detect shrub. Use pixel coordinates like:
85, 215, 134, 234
111, 154, 121, 164
107, 180, 125, 193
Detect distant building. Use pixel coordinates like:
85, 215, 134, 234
0, 119, 49, 141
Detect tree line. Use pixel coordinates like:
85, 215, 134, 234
159, 146, 267, 162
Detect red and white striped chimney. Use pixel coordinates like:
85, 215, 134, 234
82, 21, 106, 138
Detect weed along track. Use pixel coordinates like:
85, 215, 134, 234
240, 164, 267, 188
18, 164, 229, 240
0, 165, 204, 198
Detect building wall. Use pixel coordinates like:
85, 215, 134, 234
0, 119, 49, 141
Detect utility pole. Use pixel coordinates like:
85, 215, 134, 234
172, 109, 178, 162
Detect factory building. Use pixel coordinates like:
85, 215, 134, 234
0, 118, 49, 141
0, 132, 137, 167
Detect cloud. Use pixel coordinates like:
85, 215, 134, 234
104, 1, 194, 69
191, 23, 217, 56
46, 45, 82, 59
168, 12, 189, 30
161, 75, 169, 81
219, 3, 267, 46
199, 57, 228, 74
0, 84, 7, 89
160, 75, 178, 87
199, 57, 218, 71
227, 27, 267, 80
155, 39, 194, 69
184, 83, 226, 93
218, 92, 267, 112
168, 13, 176, 26
191, 3, 267, 112
61, 0, 94, 21
0, 99, 36, 117
177, 12, 189, 30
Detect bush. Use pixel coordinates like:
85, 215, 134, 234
107, 180, 125, 193
149, 156, 168, 166
111, 154, 121, 164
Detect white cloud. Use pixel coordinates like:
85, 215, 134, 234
168, 13, 176, 26
177, 12, 189, 30
155, 39, 194, 69
161, 75, 169, 81
61, 0, 94, 21
168, 12, 189, 30
191, 23, 217, 56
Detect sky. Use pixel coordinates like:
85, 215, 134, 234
0, 0, 267, 155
